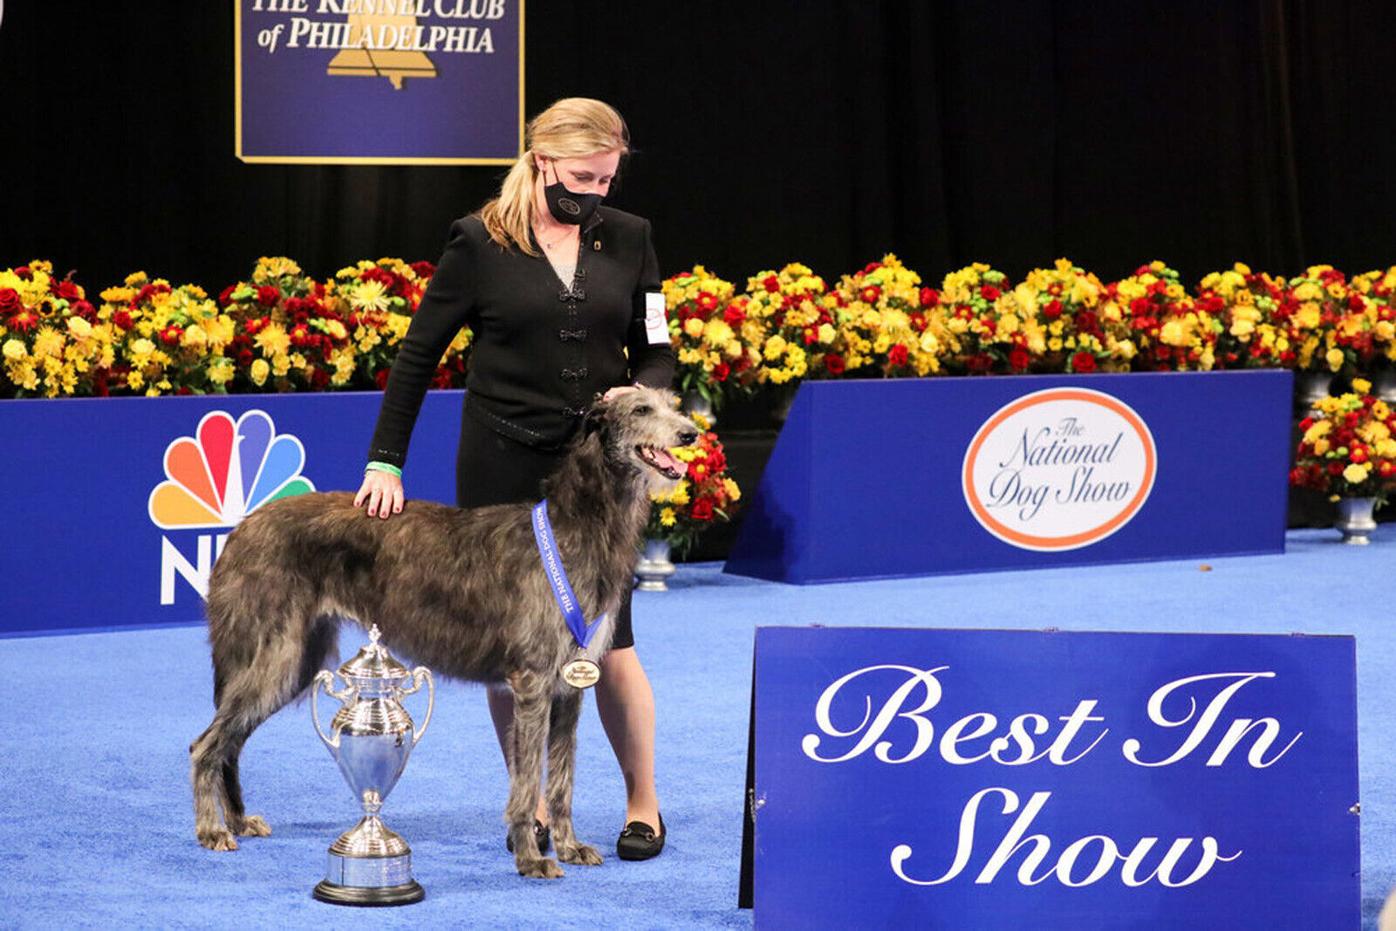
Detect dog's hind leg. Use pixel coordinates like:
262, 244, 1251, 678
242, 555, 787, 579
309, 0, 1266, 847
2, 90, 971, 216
191, 617, 334, 850
223, 619, 339, 839
545, 687, 602, 866
505, 670, 565, 879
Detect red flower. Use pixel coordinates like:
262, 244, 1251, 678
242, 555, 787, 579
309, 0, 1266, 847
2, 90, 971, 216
1043, 299, 1063, 320
256, 285, 280, 307
967, 353, 993, 374
1071, 351, 1097, 373
411, 261, 436, 280
160, 325, 183, 346
713, 361, 730, 382
919, 287, 939, 308
218, 285, 236, 307
863, 261, 882, 274
1328, 461, 1345, 476
860, 285, 881, 304
980, 285, 1000, 301
112, 309, 133, 330
888, 344, 908, 368
13, 266, 32, 280
237, 349, 254, 367
824, 353, 846, 376
54, 280, 81, 302
763, 275, 780, 293
72, 300, 96, 321
696, 291, 718, 313
691, 497, 715, 521
374, 370, 390, 390
723, 302, 746, 326
0, 288, 19, 313
7, 309, 38, 333
1299, 416, 1315, 431
1008, 347, 1031, 372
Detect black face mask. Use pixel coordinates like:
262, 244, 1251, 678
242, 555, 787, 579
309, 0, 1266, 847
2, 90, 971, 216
541, 160, 603, 226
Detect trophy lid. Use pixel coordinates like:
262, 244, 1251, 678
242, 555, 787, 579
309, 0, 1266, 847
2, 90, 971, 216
338, 625, 410, 682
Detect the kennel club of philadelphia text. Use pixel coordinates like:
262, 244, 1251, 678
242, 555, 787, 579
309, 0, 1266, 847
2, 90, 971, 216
801, 667, 1300, 888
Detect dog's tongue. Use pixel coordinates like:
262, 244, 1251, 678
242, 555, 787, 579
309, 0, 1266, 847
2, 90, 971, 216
653, 448, 684, 475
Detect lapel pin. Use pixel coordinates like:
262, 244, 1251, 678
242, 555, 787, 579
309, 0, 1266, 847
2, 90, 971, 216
593, 240, 602, 251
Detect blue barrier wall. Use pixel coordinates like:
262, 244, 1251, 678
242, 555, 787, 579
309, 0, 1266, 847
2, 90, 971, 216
2, 391, 463, 635
752, 625, 1358, 928
725, 371, 1293, 583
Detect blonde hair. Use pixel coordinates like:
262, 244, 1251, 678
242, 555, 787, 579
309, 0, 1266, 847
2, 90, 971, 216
478, 98, 630, 255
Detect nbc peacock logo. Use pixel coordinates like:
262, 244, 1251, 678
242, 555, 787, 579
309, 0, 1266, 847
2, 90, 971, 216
151, 410, 315, 604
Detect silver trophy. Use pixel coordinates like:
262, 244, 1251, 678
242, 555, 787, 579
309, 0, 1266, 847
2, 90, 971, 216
311, 624, 434, 906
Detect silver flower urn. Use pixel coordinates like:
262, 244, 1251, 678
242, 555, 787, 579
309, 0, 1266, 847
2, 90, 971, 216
635, 537, 677, 592
1334, 496, 1379, 545
311, 624, 434, 906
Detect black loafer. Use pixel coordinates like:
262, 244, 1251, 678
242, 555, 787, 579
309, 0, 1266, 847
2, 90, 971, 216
505, 819, 551, 854
616, 813, 665, 861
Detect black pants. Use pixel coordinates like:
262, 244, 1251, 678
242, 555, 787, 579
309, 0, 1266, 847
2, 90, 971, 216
455, 410, 636, 649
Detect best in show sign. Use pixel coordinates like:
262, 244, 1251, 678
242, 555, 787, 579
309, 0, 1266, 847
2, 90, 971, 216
724, 371, 1292, 583
748, 626, 1359, 928
235, 0, 523, 164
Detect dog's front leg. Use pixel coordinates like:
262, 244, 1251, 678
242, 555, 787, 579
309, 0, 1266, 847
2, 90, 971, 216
506, 670, 564, 879
546, 686, 602, 866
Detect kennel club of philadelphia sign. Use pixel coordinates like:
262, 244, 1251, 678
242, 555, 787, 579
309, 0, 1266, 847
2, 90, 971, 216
235, 0, 524, 164
751, 627, 1359, 927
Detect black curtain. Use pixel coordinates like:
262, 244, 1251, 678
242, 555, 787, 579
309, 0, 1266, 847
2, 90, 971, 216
3, 2, 1392, 292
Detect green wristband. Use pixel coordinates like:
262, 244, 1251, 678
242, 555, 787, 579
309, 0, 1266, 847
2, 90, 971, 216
365, 461, 402, 478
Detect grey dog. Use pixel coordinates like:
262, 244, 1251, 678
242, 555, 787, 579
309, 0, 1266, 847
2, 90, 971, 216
189, 387, 696, 878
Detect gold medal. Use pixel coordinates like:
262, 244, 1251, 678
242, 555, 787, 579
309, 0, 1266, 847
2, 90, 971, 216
562, 657, 601, 689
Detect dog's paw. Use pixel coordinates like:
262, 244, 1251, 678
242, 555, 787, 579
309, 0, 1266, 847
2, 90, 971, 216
197, 826, 239, 851
235, 815, 272, 837
516, 856, 565, 880
557, 842, 603, 866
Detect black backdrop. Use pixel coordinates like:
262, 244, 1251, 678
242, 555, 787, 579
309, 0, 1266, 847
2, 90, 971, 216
4, 1, 1394, 292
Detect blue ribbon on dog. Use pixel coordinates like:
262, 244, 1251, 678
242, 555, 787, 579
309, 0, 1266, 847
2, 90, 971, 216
531, 500, 604, 648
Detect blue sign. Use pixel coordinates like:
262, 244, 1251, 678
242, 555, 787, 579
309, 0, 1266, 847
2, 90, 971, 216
0, 391, 463, 635
725, 371, 1293, 583
235, 0, 523, 164
750, 626, 1358, 928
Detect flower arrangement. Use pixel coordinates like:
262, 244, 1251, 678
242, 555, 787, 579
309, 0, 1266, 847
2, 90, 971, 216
743, 263, 831, 384
934, 262, 1022, 374
0, 260, 108, 398
647, 412, 741, 557
1195, 263, 1287, 369
1350, 266, 1396, 372
828, 254, 940, 377
1291, 378, 1396, 503
325, 258, 463, 389
662, 265, 758, 407
1014, 259, 1114, 374
219, 257, 355, 392
1107, 261, 1221, 372
98, 272, 235, 395
1278, 265, 1361, 374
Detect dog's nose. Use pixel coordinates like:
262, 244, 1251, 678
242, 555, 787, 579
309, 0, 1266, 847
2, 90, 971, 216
678, 430, 699, 446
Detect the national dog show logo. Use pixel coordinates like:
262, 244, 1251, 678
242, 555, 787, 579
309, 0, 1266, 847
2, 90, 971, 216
150, 410, 314, 603
962, 388, 1156, 551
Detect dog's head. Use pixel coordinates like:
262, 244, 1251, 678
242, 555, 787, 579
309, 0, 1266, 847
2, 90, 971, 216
586, 386, 699, 493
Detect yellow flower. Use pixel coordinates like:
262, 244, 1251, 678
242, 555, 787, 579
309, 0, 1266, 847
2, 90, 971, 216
250, 358, 270, 386
1325, 348, 1345, 372
255, 322, 291, 357
207, 357, 235, 386
1343, 462, 1370, 484
1311, 438, 1330, 456
2, 339, 25, 361
1352, 377, 1372, 394
669, 481, 690, 506
659, 507, 676, 528
683, 317, 705, 338
723, 478, 741, 501
351, 279, 391, 313
67, 317, 93, 340
130, 337, 156, 357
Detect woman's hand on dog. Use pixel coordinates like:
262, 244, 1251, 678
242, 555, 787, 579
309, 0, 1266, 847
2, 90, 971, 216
355, 470, 404, 519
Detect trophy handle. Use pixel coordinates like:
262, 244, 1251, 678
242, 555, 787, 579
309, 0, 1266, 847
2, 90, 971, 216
312, 670, 354, 750
402, 667, 435, 747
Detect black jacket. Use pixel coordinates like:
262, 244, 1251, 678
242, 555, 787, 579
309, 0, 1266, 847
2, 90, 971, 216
368, 206, 676, 465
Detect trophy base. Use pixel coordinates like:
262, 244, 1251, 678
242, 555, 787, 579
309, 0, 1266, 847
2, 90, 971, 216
313, 878, 424, 907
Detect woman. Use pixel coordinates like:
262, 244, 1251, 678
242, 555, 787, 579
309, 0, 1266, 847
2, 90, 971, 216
354, 98, 674, 861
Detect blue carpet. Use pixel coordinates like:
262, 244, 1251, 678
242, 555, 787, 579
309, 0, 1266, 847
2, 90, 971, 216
1, 528, 1392, 928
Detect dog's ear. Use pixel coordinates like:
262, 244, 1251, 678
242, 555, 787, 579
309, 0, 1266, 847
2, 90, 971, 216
584, 403, 607, 435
